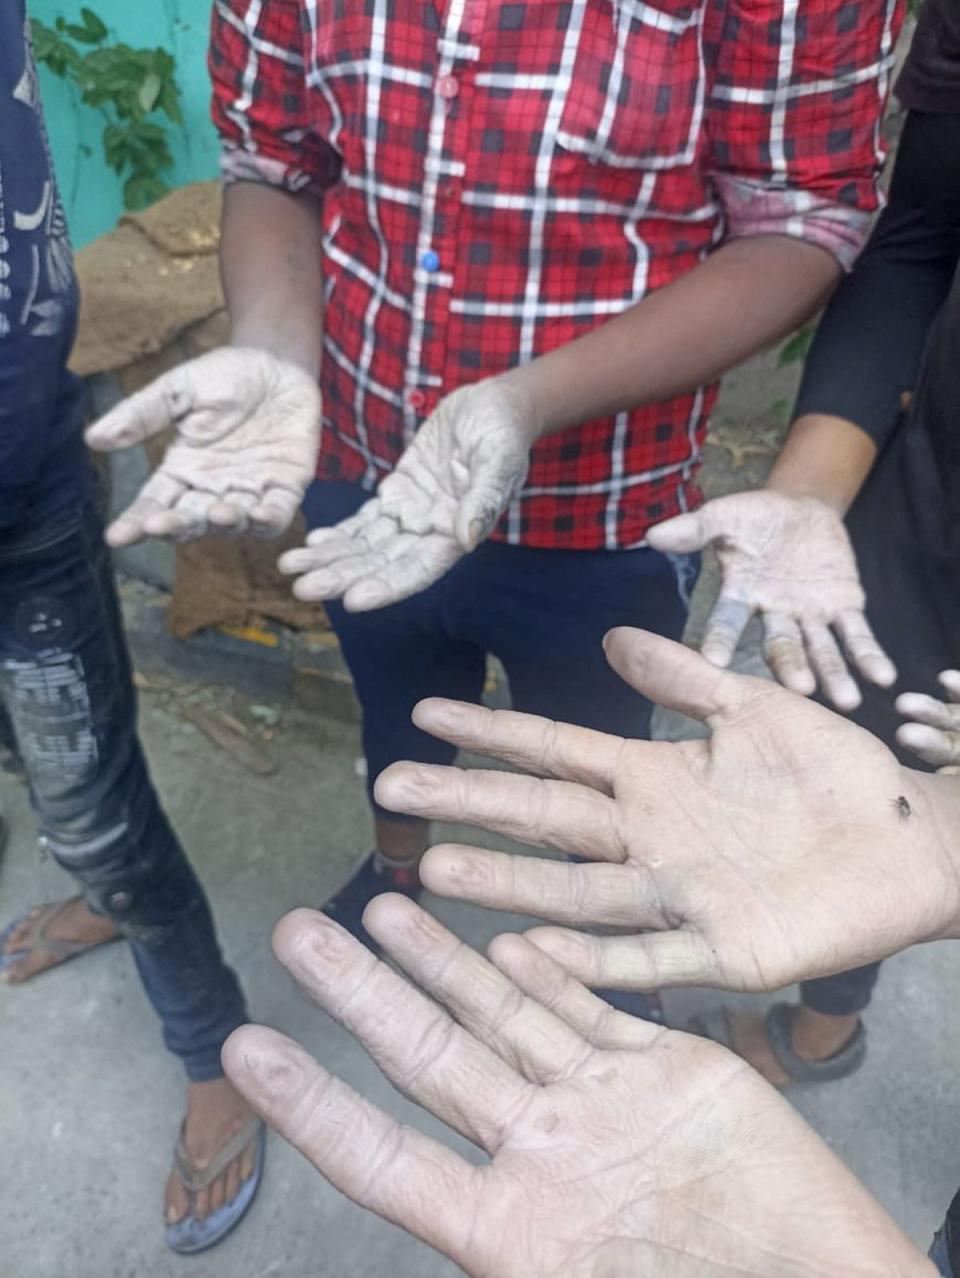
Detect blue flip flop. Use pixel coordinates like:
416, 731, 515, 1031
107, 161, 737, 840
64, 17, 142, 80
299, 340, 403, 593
0, 897, 121, 977
165, 1116, 266, 1255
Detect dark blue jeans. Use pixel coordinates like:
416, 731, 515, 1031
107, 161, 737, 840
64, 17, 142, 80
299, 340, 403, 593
0, 502, 247, 1081
303, 480, 698, 816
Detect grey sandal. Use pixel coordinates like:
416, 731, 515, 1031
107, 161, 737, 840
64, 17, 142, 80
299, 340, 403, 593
688, 1002, 866, 1084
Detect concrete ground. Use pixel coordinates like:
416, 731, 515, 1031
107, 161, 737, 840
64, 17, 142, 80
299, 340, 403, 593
3, 351, 959, 1275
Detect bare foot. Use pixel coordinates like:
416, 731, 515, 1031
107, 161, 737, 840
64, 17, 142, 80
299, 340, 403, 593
165, 1079, 258, 1225
1, 897, 120, 984
727, 1006, 861, 1087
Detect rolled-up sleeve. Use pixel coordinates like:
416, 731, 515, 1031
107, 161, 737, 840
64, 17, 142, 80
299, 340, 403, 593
704, 0, 906, 270
208, 0, 341, 195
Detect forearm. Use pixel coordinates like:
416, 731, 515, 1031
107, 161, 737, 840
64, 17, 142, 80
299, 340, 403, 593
793, 112, 960, 451
220, 181, 325, 377
501, 235, 839, 438
766, 413, 878, 514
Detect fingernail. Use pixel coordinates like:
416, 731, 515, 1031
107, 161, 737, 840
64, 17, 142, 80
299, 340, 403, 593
467, 518, 486, 546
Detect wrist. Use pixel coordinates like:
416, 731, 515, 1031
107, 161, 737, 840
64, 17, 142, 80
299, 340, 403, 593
229, 317, 321, 379
766, 474, 849, 516
767, 413, 877, 515
487, 367, 549, 444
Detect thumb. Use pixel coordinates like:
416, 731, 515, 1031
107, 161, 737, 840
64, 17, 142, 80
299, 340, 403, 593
602, 627, 755, 723
645, 511, 709, 554
453, 460, 518, 550
85, 370, 184, 452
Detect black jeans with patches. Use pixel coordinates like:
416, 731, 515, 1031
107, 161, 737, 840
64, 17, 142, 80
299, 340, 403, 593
0, 502, 247, 1080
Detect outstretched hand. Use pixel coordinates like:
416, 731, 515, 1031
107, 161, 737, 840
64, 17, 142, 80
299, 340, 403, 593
277, 377, 536, 611
898, 670, 960, 772
85, 347, 321, 545
223, 899, 927, 1276
648, 490, 895, 709
374, 629, 959, 995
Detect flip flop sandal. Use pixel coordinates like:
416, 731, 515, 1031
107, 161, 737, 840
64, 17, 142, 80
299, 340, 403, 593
166, 1115, 266, 1255
688, 1002, 866, 1084
0, 897, 122, 977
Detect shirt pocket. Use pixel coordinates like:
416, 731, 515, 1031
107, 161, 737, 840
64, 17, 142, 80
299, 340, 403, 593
556, 0, 704, 171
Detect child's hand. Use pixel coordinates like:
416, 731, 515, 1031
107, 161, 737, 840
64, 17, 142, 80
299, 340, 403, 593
648, 491, 895, 710
278, 377, 535, 611
896, 671, 960, 772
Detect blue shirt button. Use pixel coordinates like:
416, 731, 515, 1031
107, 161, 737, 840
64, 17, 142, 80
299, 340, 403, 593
420, 249, 440, 272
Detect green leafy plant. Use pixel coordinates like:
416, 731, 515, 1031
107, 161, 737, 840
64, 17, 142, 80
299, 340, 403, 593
776, 324, 816, 369
30, 8, 183, 212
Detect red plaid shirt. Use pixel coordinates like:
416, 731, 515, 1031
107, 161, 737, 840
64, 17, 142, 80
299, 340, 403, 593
210, 0, 903, 549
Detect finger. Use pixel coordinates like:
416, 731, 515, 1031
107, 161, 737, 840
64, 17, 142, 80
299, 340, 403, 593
207, 490, 259, 535
144, 489, 218, 542
298, 514, 399, 565
801, 622, 861, 710
699, 596, 752, 669
601, 628, 754, 724
362, 895, 592, 1084
645, 511, 709, 555
762, 611, 817, 696
290, 554, 383, 602
222, 1024, 475, 1259
834, 612, 897, 688
525, 927, 720, 991
249, 486, 303, 538
488, 933, 661, 1051
375, 763, 621, 860
895, 722, 960, 769
304, 501, 382, 546
895, 692, 960, 733
85, 370, 186, 451
420, 845, 666, 928
270, 909, 530, 1150
410, 699, 626, 794
939, 670, 960, 704
279, 516, 401, 579
104, 471, 187, 547
454, 475, 510, 551
343, 536, 462, 611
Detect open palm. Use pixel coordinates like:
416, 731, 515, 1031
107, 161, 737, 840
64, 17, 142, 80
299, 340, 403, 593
223, 900, 923, 1276
278, 377, 534, 611
648, 490, 895, 709
86, 347, 321, 543
375, 629, 958, 994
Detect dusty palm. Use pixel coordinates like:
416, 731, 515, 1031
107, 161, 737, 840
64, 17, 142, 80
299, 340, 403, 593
277, 377, 535, 611
223, 899, 924, 1276
374, 629, 957, 994
85, 347, 321, 543
648, 490, 895, 709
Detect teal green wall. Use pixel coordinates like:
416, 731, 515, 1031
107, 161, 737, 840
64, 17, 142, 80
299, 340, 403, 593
28, 0, 220, 248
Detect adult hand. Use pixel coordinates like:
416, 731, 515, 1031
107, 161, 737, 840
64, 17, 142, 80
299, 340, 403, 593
223, 899, 927, 1276
85, 347, 321, 544
374, 629, 960, 994
277, 377, 536, 611
647, 490, 896, 709
898, 670, 960, 772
